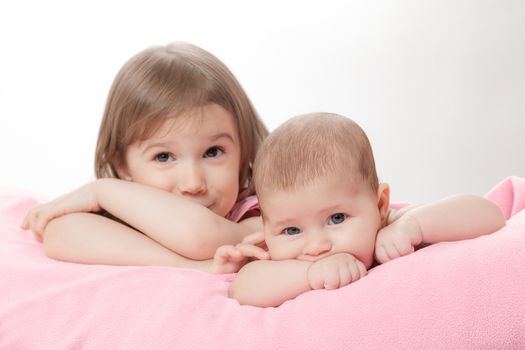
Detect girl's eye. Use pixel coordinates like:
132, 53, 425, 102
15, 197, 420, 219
203, 146, 224, 158
154, 152, 174, 163
328, 213, 347, 225
282, 227, 302, 236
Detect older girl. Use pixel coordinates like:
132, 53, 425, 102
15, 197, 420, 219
22, 42, 269, 272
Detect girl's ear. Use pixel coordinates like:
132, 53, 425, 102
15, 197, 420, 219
376, 183, 390, 221
115, 163, 132, 181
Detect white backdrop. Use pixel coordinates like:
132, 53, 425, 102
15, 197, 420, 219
1, 0, 524, 203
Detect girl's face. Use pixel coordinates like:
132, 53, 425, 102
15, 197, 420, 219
119, 104, 241, 217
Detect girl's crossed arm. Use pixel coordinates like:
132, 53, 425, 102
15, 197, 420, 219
43, 212, 212, 270
22, 178, 262, 262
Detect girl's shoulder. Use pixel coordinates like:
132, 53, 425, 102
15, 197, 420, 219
226, 189, 260, 223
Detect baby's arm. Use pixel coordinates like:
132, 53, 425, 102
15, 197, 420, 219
229, 253, 366, 307
24, 178, 261, 260
375, 194, 505, 263
229, 260, 312, 307
43, 212, 211, 270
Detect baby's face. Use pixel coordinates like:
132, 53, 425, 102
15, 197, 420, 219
261, 175, 383, 268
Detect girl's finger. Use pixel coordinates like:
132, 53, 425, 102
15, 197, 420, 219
34, 212, 53, 238
241, 231, 265, 245
235, 243, 269, 260
32, 231, 43, 243
215, 245, 241, 262
20, 214, 29, 229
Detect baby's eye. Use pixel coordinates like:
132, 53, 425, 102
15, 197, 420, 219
328, 213, 347, 225
203, 146, 224, 158
154, 152, 175, 163
282, 227, 302, 235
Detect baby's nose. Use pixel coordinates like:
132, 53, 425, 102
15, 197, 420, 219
303, 233, 332, 257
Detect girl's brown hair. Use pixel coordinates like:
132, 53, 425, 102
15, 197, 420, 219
94, 42, 268, 193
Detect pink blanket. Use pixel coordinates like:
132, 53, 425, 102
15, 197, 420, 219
1, 177, 525, 349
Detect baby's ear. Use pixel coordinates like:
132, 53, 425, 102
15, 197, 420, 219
376, 183, 390, 221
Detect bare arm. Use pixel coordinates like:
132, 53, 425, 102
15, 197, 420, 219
375, 194, 506, 263
23, 178, 262, 260
43, 213, 212, 271
229, 253, 366, 307
394, 194, 505, 243
92, 179, 262, 259
229, 259, 312, 307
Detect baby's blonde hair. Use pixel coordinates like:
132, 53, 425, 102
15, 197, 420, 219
253, 113, 379, 202
94, 42, 268, 192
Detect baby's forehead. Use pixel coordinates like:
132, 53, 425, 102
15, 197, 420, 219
259, 176, 370, 215
259, 173, 364, 200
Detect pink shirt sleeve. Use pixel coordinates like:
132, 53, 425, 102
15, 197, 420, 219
225, 192, 260, 223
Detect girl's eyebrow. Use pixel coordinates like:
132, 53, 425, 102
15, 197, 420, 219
208, 132, 235, 143
140, 132, 236, 155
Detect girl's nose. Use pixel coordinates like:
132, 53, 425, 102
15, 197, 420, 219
176, 161, 207, 196
302, 232, 332, 257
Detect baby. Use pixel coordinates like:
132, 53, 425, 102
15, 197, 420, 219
222, 112, 505, 307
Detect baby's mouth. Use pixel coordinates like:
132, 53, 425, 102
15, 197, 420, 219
297, 253, 332, 262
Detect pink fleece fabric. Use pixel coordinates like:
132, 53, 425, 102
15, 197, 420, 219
1, 177, 525, 349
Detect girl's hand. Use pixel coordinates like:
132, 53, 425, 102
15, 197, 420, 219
210, 231, 269, 274
375, 215, 423, 264
307, 253, 366, 290
20, 182, 101, 241
210, 241, 269, 274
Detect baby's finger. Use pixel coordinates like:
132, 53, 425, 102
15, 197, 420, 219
347, 260, 361, 283
383, 243, 402, 261
394, 239, 415, 257
338, 263, 352, 287
374, 246, 389, 264
323, 268, 339, 290
356, 260, 367, 279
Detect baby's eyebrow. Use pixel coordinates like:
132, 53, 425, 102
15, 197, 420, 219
267, 217, 296, 230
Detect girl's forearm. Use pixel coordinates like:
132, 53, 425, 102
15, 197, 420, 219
93, 178, 251, 259
43, 212, 212, 271
229, 260, 312, 307
404, 194, 505, 243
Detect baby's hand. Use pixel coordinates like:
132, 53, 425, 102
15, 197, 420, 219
307, 253, 367, 290
210, 240, 269, 274
20, 182, 100, 242
375, 215, 423, 264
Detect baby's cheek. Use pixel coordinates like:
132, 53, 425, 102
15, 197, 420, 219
265, 240, 294, 261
